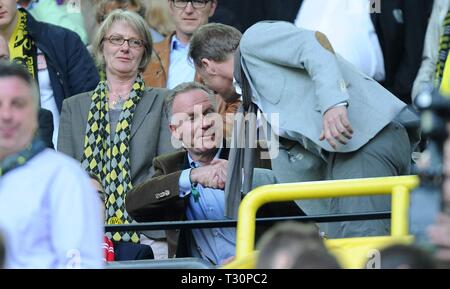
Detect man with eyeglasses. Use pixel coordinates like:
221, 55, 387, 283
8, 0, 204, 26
142, 0, 217, 89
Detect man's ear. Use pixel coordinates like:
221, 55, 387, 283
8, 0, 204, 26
169, 123, 184, 149
201, 58, 216, 75
209, 0, 218, 17
169, 123, 180, 138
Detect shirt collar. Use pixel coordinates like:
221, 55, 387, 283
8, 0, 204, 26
187, 148, 222, 168
171, 35, 189, 51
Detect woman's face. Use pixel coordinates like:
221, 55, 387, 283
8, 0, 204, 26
102, 21, 145, 77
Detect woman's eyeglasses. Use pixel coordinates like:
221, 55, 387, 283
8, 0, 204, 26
104, 35, 145, 48
172, 0, 210, 9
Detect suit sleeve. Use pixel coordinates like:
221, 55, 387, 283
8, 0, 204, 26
57, 98, 76, 158
125, 158, 184, 222
412, 0, 442, 102
240, 21, 350, 113
134, 91, 176, 186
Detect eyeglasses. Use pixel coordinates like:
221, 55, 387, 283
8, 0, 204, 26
172, 0, 210, 9
103, 35, 145, 48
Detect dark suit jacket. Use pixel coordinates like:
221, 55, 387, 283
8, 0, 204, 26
38, 108, 54, 149
218, 0, 302, 32
371, 0, 433, 104
57, 87, 174, 186
126, 148, 303, 258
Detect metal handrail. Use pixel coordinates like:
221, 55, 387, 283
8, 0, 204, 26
104, 212, 391, 232
234, 175, 420, 259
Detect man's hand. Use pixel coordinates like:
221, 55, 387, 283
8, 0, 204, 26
319, 106, 353, 149
190, 159, 228, 189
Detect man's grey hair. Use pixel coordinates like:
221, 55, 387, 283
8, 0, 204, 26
92, 9, 153, 72
0, 60, 40, 112
165, 82, 217, 120
189, 23, 242, 68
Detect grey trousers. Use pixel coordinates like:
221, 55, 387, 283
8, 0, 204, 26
271, 122, 411, 238
324, 122, 412, 238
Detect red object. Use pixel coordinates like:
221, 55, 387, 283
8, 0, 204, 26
102, 236, 115, 262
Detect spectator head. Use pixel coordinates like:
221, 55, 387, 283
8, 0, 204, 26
93, 9, 153, 74
256, 222, 336, 269
0, 35, 9, 60
289, 249, 342, 269
145, 0, 175, 36
96, 0, 146, 24
168, 0, 217, 44
377, 244, 437, 269
0, 61, 39, 160
189, 23, 241, 102
0, 0, 18, 31
165, 81, 221, 155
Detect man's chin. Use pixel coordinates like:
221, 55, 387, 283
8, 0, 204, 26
222, 90, 240, 103
191, 140, 218, 151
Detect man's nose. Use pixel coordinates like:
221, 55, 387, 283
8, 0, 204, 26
201, 115, 214, 129
0, 105, 12, 121
184, 1, 195, 13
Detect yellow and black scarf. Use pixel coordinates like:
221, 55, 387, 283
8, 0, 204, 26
0, 137, 46, 177
81, 75, 144, 243
9, 10, 37, 79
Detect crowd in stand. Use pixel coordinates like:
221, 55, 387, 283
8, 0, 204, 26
0, 0, 450, 269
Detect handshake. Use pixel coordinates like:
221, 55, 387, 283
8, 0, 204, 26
190, 159, 228, 189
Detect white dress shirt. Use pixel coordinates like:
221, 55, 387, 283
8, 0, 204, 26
0, 149, 104, 268
166, 35, 196, 89
294, 0, 385, 81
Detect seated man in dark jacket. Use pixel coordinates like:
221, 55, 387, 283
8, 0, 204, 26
126, 82, 302, 265
37, 108, 54, 148
0, 1, 99, 148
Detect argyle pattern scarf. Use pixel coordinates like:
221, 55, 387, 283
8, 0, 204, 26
81, 75, 144, 243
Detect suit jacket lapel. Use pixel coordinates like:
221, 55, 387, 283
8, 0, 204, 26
79, 92, 92, 131
130, 88, 157, 139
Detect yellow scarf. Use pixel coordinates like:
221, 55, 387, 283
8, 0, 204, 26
8, 10, 37, 79
440, 54, 450, 96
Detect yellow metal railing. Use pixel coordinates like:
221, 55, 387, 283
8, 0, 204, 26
232, 175, 420, 261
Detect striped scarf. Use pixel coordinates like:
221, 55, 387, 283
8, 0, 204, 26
435, 10, 450, 88
9, 10, 37, 79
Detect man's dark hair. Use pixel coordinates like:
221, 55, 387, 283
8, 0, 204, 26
256, 221, 338, 269
378, 244, 437, 269
0, 60, 34, 84
189, 23, 242, 68
291, 249, 341, 269
0, 61, 39, 110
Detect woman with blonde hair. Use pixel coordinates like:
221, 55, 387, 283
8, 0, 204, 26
58, 10, 173, 250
